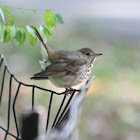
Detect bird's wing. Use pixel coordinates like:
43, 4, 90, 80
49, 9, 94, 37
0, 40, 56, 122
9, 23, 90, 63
31, 55, 86, 78
64, 55, 86, 73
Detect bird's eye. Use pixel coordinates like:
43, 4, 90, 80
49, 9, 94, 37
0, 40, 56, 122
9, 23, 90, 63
85, 52, 90, 56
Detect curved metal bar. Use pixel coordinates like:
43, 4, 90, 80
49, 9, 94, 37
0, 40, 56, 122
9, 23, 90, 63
46, 92, 54, 132
51, 94, 67, 129
0, 66, 7, 107
13, 82, 21, 139
4, 75, 13, 140
0, 126, 21, 140
32, 86, 35, 111
0, 57, 4, 70
54, 90, 75, 129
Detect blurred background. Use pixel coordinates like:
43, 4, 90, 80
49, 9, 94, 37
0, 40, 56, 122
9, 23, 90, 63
0, 0, 140, 140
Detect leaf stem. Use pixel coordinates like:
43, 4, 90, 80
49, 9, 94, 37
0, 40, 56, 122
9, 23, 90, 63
0, 4, 46, 11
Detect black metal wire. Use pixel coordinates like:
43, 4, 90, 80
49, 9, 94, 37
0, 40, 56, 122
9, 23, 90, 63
0, 54, 80, 140
13, 83, 21, 139
54, 90, 75, 128
55, 109, 70, 131
0, 57, 3, 69
4, 75, 13, 140
46, 92, 54, 132
51, 94, 67, 129
0, 126, 19, 139
32, 86, 35, 111
0, 66, 7, 107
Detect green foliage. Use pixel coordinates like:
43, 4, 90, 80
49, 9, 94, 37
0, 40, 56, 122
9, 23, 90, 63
10, 25, 23, 45
0, 24, 11, 42
4, 24, 11, 42
19, 26, 25, 45
0, 7, 64, 46
26, 25, 37, 38
45, 10, 56, 27
49, 26, 54, 36
0, 8, 5, 23
4, 6, 15, 25
33, 10, 36, 14
26, 26, 37, 46
40, 25, 51, 44
0, 23, 7, 42
28, 32, 37, 46
53, 12, 64, 24
44, 10, 64, 38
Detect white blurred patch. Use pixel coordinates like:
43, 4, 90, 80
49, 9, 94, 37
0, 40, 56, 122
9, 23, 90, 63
40, 43, 48, 60
39, 43, 51, 70
39, 60, 51, 71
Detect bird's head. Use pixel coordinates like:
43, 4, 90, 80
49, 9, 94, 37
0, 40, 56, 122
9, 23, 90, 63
78, 48, 102, 63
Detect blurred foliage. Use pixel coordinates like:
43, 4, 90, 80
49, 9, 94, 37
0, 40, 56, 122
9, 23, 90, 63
4, 6, 15, 25
0, 7, 64, 46
0, 8, 5, 23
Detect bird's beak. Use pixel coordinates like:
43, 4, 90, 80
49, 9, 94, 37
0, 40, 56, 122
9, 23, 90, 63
94, 53, 102, 57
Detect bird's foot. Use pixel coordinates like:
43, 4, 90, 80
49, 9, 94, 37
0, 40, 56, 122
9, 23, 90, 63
65, 87, 74, 95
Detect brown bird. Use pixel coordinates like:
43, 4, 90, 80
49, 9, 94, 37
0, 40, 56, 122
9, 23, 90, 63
30, 25, 102, 93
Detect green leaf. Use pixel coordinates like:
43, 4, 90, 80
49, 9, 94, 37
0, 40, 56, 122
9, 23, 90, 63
28, 32, 37, 46
40, 25, 51, 44
49, 26, 54, 36
0, 23, 7, 42
0, 24, 11, 42
26, 25, 37, 39
33, 10, 36, 14
0, 8, 5, 24
53, 13, 64, 24
19, 26, 25, 45
4, 25, 11, 42
10, 25, 21, 45
26, 25, 37, 46
45, 10, 56, 27
4, 6, 15, 25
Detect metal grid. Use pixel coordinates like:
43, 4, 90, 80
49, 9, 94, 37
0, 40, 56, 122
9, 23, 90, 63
0, 54, 80, 140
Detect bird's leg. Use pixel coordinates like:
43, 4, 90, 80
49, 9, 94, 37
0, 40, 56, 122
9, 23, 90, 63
65, 87, 74, 95
65, 87, 71, 95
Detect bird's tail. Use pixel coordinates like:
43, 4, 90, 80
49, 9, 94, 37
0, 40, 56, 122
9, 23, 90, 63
31, 25, 53, 60
30, 76, 49, 80
31, 24, 45, 46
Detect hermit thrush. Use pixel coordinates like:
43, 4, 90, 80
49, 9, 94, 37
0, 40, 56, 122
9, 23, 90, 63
30, 25, 102, 92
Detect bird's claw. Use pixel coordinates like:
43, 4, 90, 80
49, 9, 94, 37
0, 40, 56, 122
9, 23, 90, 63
65, 87, 74, 95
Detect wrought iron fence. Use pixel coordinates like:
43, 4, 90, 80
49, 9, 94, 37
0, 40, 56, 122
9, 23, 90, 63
0, 54, 81, 140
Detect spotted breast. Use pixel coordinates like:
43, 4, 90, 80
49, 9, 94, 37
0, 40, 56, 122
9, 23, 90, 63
49, 58, 96, 88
